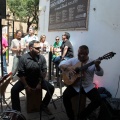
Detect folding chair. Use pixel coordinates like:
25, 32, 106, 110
0, 72, 12, 112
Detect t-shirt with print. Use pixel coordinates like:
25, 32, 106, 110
52, 41, 62, 60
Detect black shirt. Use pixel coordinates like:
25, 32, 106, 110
60, 40, 74, 58
17, 52, 47, 86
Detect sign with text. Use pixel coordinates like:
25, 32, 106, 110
48, 0, 89, 31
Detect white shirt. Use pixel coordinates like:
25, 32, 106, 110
24, 34, 38, 52
59, 57, 104, 93
10, 38, 26, 56
40, 41, 50, 52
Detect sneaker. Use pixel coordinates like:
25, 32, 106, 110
42, 106, 52, 115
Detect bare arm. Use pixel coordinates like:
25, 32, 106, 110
2, 46, 8, 54
62, 46, 68, 59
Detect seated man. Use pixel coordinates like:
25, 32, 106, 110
53, 32, 74, 66
11, 40, 54, 115
59, 45, 104, 120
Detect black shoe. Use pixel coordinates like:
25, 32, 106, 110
69, 117, 74, 120
41, 106, 52, 115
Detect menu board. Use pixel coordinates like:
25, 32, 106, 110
48, 0, 89, 31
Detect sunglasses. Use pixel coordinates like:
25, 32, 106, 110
33, 47, 41, 50
56, 39, 59, 40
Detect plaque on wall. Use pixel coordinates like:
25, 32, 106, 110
48, 0, 90, 31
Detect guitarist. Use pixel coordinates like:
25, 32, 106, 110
59, 45, 104, 120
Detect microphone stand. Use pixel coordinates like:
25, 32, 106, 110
38, 55, 57, 120
0, 18, 4, 77
77, 62, 85, 120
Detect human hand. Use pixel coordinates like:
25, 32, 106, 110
67, 66, 76, 75
17, 47, 21, 52
36, 83, 41, 90
2, 47, 5, 54
95, 59, 101, 66
2, 49, 5, 54
94, 59, 101, 71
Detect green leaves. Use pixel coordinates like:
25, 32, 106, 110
7, 0, 39, 31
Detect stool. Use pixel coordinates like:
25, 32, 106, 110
25, 89, 42, 113
71, 94, 86, 117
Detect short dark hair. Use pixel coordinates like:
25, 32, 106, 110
64, 32, 70, 39
79, 45, 89, 54
15, 30, 22, 35
29, 40, 40, 47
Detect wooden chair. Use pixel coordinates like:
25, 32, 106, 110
0, 72, 12, 112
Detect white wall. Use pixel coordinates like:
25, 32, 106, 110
38, 0, 120, 98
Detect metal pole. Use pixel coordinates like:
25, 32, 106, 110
13, 13, 14, 39
48, 51, 52, 81
0, 18, 4, 77
7, 20, 9, 63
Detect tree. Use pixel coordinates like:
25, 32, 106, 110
7, 0, 39, 32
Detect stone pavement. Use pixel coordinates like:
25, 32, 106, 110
0, 52, 69, 120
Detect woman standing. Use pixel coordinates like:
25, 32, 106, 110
10, 30, 26, 81
39, 35, 50, 53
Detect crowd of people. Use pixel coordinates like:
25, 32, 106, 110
1, 27, 104, 120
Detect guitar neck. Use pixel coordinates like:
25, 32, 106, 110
79, 61, 95, 71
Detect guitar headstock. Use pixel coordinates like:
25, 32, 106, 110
99, 52, 116, 60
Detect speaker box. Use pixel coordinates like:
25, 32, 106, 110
0, 0, 6, 19
98, 100, 120, 120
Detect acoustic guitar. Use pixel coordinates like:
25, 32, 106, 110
62, 52, 116, 85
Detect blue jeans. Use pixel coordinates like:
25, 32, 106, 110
53, 56, 70, 66
12, 56, 21, 76
3, 53, 8, 76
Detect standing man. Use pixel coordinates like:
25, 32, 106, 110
2, 34, 8, 76
11, 40, 54, 115
59, 45, 104, 120
24, 27, 38, 52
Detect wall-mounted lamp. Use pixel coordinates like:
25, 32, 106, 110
42, 6, 46, 12
39, 6, 43, 11
93, 8, 96, 11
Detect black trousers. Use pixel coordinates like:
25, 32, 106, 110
11, 80, 54, 111
63, 86, 102, 120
